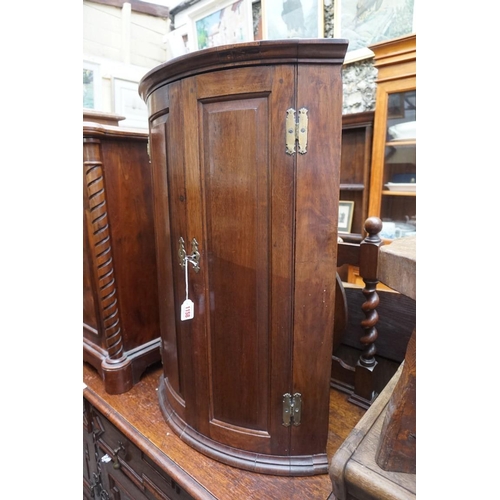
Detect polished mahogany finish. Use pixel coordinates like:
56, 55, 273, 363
139, 39, 348, 476
83, 121, 161, 394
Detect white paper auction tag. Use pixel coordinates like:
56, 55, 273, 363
181, 299, 194, 321
181, 256, 194, 321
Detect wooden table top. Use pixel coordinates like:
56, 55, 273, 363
379, 236, 416, 300
83, 362, 365, 500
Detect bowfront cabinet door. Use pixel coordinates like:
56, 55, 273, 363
150, 65, 295, 461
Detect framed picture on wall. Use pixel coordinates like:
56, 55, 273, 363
338, 201, 354, 233
112, 78, 148, 129
83, 60, 102, 110
334, 0, 416, 62
262, 0, 324, 39
189, 0, 253, 51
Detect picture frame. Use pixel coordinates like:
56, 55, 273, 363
261, 0, 324, 39
83, 60, 102, 110
338, 201, 354, 233
334, 0, 416, 63
112, 78, 148, 129
188, 0, 253, 51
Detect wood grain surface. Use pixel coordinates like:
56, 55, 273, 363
84, 362, 365, 499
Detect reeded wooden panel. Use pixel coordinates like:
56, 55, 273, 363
201, 98, 269, 432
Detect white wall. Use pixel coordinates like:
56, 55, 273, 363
83, 0, 171, 127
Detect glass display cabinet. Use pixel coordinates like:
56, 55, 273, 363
367, 34, 416, 240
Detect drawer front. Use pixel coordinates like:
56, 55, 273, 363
84, 398, 100, 499
92, 407, 194, 500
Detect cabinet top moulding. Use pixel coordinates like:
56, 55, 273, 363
139, 38, 349, 100
83, 121, 149, 140
369, 33, 416, 83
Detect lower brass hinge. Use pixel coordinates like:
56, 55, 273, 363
282, 393, 302, 426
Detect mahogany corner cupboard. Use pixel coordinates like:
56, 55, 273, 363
139, 39, 348, 476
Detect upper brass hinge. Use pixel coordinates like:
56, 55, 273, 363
282, 392, 302, 426
285, 108, 308, 155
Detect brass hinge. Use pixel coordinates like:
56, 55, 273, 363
285, 108, 308, 155
282, 393, 302, 426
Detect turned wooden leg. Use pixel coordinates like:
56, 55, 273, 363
350, 218, 383, 408
349, 277, 380, 408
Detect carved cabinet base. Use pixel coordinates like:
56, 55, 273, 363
84, 337, 161, 395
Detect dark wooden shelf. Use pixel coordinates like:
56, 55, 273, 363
340, 183, 365, 191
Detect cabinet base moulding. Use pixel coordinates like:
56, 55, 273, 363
83, 335, 161, 395
158, 375, 329, 477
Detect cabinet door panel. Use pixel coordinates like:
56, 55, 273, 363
199, 97, 276, 452
175, 66, 295, 454
201, 68, 292, 453
202, 97, 269, 434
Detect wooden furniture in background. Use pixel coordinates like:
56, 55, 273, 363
376, 328, 416, 473
332, 219, 415, 409
367, 34, 416, 239
329, 235, 416, 499
332, 217, 383, 409
83, 120, 161, 395
83, 109, 125, 126
139, 39, 348, 476
375, 235, 416, 474
339, 111, 374, 243
83, 362, 366, 500
329, 365, 415, 500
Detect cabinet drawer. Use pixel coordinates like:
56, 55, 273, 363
92, 407, 194, 500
